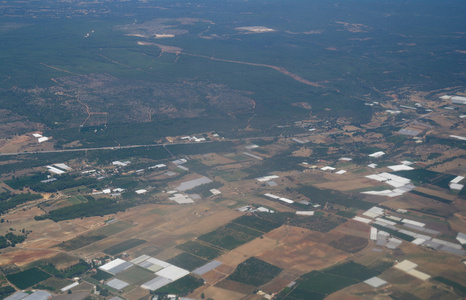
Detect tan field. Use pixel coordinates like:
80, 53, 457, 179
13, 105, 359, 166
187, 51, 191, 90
199, 286, 246, 300
0, 248, 58, 267
195, 153, 237, 166
217, 235, 278, 266
316, 177, 377, 191
258, 227, 349, 274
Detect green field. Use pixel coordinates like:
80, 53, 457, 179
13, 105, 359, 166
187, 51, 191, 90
392, 169, 456, 190
37, 261, 89, 279
166, 252, 208, 271
92, 221, 133, 236
7, 267, 51, 289
116, 266, 156, 285
410, 190, 452, 204
197, 225, 258, 250
0, 286, 16, 299
279, 288, 325, 300
224, 222, 263, 237
211, 170, 249, 182
91, 270, 114, 281
297, 185, 373, 210
371, 224, 415, 242
155, 275, 204, 295
227, 257, 282, 287
335, 210, 357, 219
256, 212, 345, 233
176, 241, 223, 260
33, 277, 73, 292
278, 260, 392, 299
67, 196, 84, 204
434, 276, 466, 296
297, 272, 359, 294
57, 235, 106, 251
232, 215, 281, 233
324, 261, 380, 281
103, 238, 146, 255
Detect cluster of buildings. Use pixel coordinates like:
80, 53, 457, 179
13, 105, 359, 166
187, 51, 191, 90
354, 206, 465, 256
32, 133, 50, 143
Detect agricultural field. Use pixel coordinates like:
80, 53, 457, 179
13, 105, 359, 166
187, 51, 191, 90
231, 215, 282, 233
197, 214, 284, 250
278, 261, 389, 299
155, 275, 204, 296
166, 253, 208, 272
116, 266, 156, 285
6, 267, 51, 289
91, 270, 114, 281
226, 257, 282, 287
0, 0, 465, 300
57, 235, 107, 251
103, 239, 147, 256
176, 241, 224, 261
197, 225, 258, 250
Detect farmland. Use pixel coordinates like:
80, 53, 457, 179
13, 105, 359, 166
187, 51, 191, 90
7, 267, 51, 289
103, 239, 147, 256
231, 215, 282, 233
166, 252, 208, 271
57, 235, 107, 251
278, 261, 390, 299
155, 275, 204, 296
226, 257, 282, 287
198, 224, 259, 250
0, 0, 465, 299
176, 241, 223, 261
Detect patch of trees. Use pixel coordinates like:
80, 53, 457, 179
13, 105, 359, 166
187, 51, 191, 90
29, 175, 98, 193
227, 257, 282, 286
39, 260, 90, 279
0, 286, 15, 298
6, 173, 99, 193
35, 196, 133, 222
297, 185, 373, 210
0, 89, 74, 128
0, 193, 42, 215
0, 232, 28, 249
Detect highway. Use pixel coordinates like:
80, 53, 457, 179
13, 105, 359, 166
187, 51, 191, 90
0, 129, 343, 157
0, 142, 202, 156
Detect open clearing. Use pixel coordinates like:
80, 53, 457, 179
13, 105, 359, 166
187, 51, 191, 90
257, 226, 349, 274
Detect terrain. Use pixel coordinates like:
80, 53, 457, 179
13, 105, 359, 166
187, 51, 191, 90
0, 0, 465, 300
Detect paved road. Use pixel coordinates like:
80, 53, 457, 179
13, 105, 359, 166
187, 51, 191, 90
0, 130, 343, 157
0, 142, 210, 156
